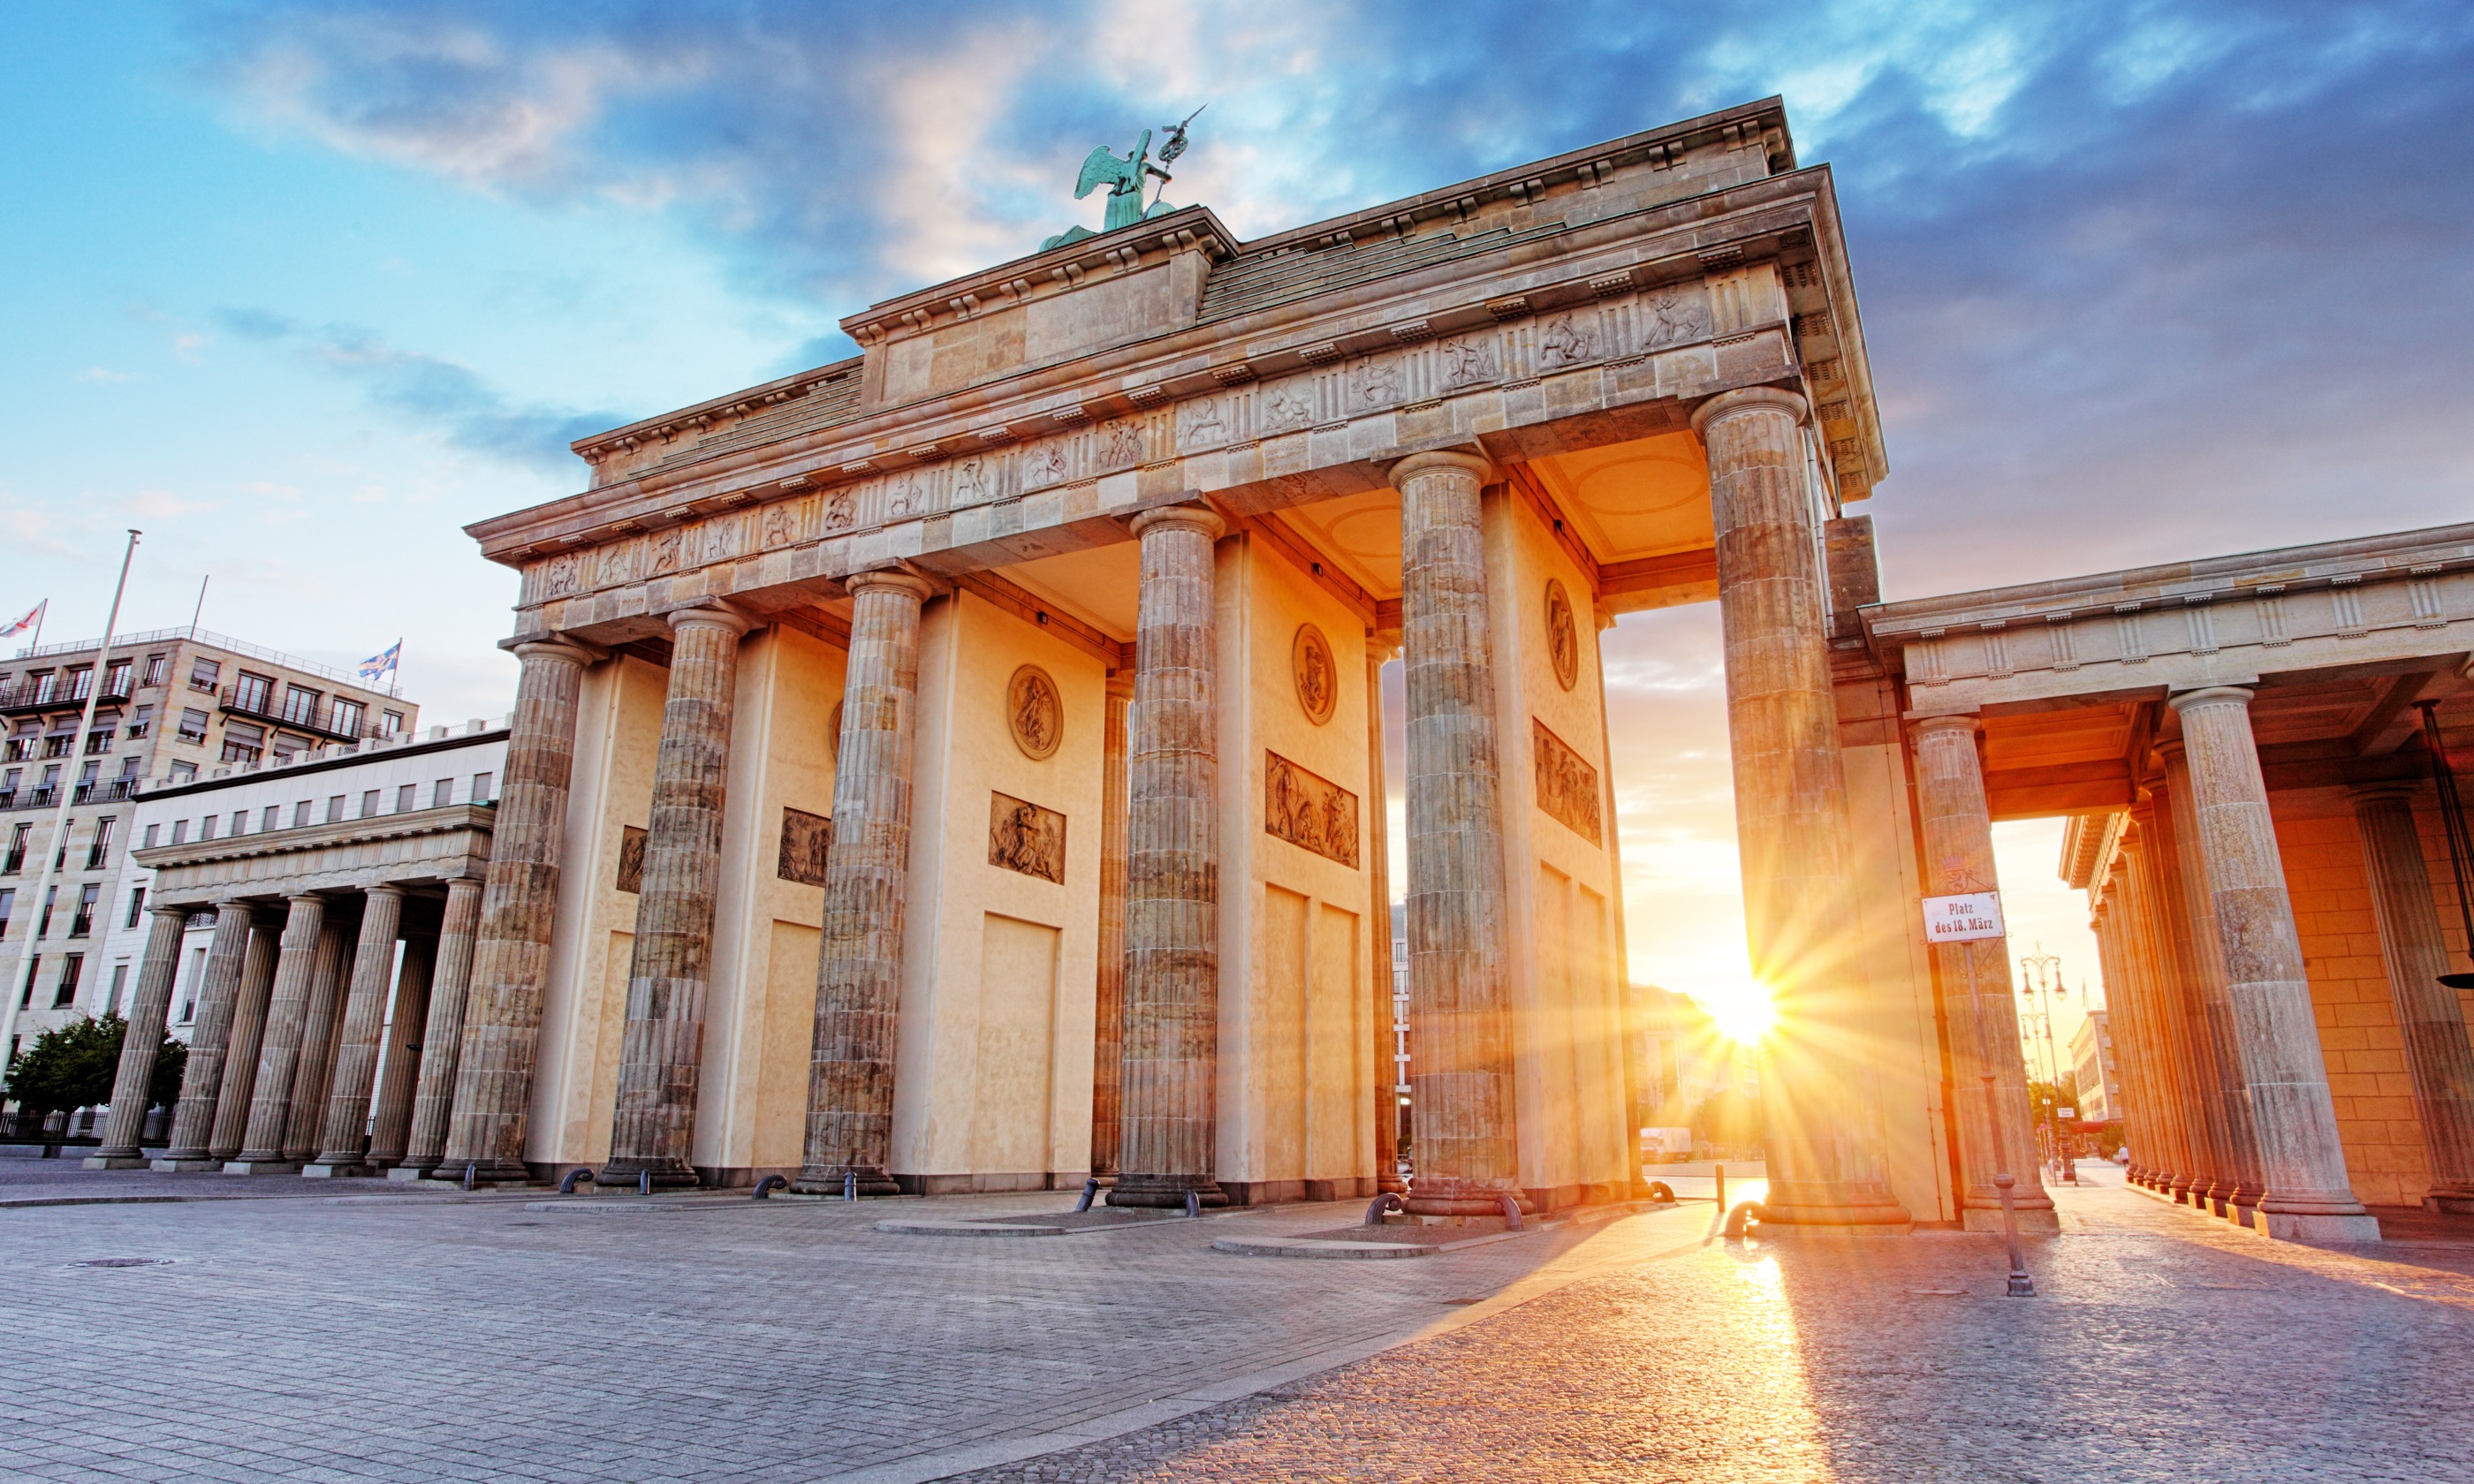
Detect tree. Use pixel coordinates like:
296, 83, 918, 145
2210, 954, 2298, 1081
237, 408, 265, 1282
148, 1034, 186, 1112
1689, 1088, 1764, 1153
4, 1013, 123, 1118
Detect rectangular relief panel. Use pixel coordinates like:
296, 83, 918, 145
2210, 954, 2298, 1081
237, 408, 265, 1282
1264, 752, 1360, 867
615, 826, 648, 894
778, 806, 832, 887
987, 791, 1066, 883
1532, 719, 1603, 845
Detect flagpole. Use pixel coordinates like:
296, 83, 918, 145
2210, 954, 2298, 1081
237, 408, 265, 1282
29, 600, 45, 657
1, 532, 140, 1081
188, 576, 208, 640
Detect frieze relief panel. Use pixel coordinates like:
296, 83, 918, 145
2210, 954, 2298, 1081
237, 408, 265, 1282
988, 791, 1066, 883
778, 806, 833, 887
1264, 752, 1360, 868
1532, 719, 1603, 846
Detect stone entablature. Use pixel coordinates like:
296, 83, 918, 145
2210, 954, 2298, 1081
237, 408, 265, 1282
1867, 523, 2474, 716
133, 804, 495, 905
469, 100, 1885, 652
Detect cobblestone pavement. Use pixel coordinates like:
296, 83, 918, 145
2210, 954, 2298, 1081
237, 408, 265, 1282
5, 1163, 2469, 1481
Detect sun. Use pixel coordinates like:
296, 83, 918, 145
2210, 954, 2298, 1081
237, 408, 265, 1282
1684, 973, 1777, 1047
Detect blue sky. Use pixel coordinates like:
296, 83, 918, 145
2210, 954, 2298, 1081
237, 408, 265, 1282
6, 1, 2470, 1009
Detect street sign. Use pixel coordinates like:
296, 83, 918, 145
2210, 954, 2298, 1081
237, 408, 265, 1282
1921, 891, 2006, 943
2058, 1106, 2077, 1119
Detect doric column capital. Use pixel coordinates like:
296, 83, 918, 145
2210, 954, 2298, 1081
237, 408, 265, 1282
1909, 713, 1980, 742
1385, 449, 1494, 491
2344, 777, 2423, 806
2168, 685, 2256, 715
506, 636, 603, 668
1104, 670, 1136, 702
364, 882, 406, 904
150, 903, 194, 925
1128, 503, 1226, 542
665, 601, 756, 640
1690, 385, 1810, 438
844, 567, 935, 602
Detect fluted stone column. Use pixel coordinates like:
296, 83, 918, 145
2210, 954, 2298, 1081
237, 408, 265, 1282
155, 901, 259, 1170
1090, 670, 1134, 1182
306, 885, 406, 1177
1385, 453, 1523, 1217
1695, 388, 1907, 1230
440, 637, 596, 1183
87, 906, 191, 1167
207, 921, 281, 1162
2091, 902, 2156, 1185
797, 574, 931, 1195
2349, 782, 2474, 1213
1112, 505, 1232, 1210
2171, 686, 2379, 1240
1909, 716, 2053, 1227
2125, 827, 2205, 1200
285, 915, 358, 1162
2142, 788, 2238, 1209
2163, 745, 2266, 1214
367, 933, 436, 1169
225, 895, 328, 1173
1365, 638, 1407, 1195
398, 876, 483, 1179
602, 604, 753, 1190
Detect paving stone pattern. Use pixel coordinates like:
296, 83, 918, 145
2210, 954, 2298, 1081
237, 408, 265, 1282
5, 1165, 2470, 1481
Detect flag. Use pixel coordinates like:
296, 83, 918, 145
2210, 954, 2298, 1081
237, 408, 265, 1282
357, 640, 402, 685
0, 601, 42, 640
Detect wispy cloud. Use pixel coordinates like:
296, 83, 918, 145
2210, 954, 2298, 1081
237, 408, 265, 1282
210, 306, 625, 471
75, 367, 138, 383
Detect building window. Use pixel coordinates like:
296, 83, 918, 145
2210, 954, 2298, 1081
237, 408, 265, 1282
38, 884, 57, 937
105, 660, 133, 696
220, 719, 264, 764
273, 734, 309, 762
124, 885, 145, 929
433, 778, 454, 807
230, 810, 248, 837
141, 823, 159, 849
128, 703, 153, 739
294, 800, 312, 828
168, 760, 196, 784
188, 657, 220, 692
472, 772, 495, 803
65, 666, 94, 701
178, 708, 209, 744
360, 789, 381, 818
326, 795, 345, 824
4, 823, 26, 874
0, 888, 12, 938
232, 670, 274, 714
281, 685, 322, 727
142, 654, 165, 687
199, 815, 216, 842
332, 699, 366, 736
53, 954, 84, 1009
396, 784, 417, 813
383, 710, 405, 735
18, 956, 38, 1008
178, 945, 206, 1023
85, 816, 115, 871
70, 884, 98, 938
107, 962, 129, 1017
171, 819, 188, 844
261, 805, 280, 832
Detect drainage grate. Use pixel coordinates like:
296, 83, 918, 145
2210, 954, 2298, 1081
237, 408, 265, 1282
75, 1258, 174, 1268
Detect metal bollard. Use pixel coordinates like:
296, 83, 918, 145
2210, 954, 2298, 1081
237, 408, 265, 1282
1496, 1192, 1522, 1230
1185, 1189, 1202, 1219
1713, 1163, 1725, 1212
639, 1168, 651, 1198
844, 1170, 858, 1202
462, 1163, 475, 1192
558, 1168, 595, 1195
752, 1175, 788, 1200
1364, 1191, 1406, 1227
1074, 1177, 1099, 1214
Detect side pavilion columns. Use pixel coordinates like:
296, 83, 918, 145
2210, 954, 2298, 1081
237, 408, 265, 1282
2347, 780, 2474, 1213
2170, 686, 2380, 1241
1111, 505, 1231, 1209
441, 637, 597, 1183
87, 906, 193, 1168
1694, 387, 1908, 1231
797, 570, 934, 1196
1909, 716, 2053, 1228
601, 603, 755, 1190
1388, 452, 1525, 1217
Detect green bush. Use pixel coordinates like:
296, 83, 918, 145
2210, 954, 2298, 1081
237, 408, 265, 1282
4, 1014, 186, 1120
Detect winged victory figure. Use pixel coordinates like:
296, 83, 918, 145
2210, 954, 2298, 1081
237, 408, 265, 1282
1040, 106, 1204, 252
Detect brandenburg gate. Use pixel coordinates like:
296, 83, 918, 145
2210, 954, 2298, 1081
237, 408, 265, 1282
430, 97, 1927, 1223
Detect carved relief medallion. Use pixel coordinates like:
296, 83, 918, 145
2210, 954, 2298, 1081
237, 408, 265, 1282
988, 791, 1066, 882
1264, 753, 1360, 867
1292, 624, 1338, 725
778, 806, 833, 886
1007, 665, 1063, 761
1532, 719, 1602, 844
615, 826, 649, 894
1544, 579, 1580, 691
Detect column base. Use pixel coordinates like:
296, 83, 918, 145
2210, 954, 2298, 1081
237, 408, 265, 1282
2261, 1209, 2383, 1243
429, 1158, 534, 1185
301, 1162, 373, 1179
1753, 1181, 1913, 1233
84, 1154, 150, 1170
150, 1157, 224, 1172
791, 1164, 901, 1197
1397, 1177, 1529, 1217
1962, 1205, 2061, 1235
220, 1159, 301, 1176
2425, 1192, 2474, 1215
1109, 1172, 1231, 1209
597, 1159, 700, 1192
385, 1165, 441, 1184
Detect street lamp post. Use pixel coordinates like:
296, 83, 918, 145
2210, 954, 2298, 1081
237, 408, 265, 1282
2017, 944, 2076, 1185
